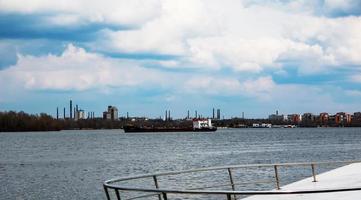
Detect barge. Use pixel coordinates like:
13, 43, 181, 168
123, 119, 217, 133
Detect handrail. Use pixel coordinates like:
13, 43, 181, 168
105, 160, 361, 183
103, 160, 361, 199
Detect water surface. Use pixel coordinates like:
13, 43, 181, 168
1, 128, 361, 199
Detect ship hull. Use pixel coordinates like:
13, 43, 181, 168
123, 126, 217, 133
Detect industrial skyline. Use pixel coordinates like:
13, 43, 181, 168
51, 100, 361, 125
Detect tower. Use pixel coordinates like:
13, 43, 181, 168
69, 100, 72, 119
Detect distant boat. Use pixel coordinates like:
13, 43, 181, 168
123, 119, 217, 133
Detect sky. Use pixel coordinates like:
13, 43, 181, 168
0, 0, 361, 119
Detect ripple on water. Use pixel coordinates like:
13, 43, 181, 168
1, 128, 361, 199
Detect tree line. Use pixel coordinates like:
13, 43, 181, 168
0, 111, 125, 132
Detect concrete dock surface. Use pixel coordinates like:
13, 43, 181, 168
244, 162, 361, 200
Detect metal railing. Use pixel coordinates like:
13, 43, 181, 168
103, 160, 361, 200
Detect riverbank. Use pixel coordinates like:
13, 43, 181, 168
2, 111, 361, 132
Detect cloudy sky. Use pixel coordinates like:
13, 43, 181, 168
0, 0, 361, 118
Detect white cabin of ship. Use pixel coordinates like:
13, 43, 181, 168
193, 119, 213, 129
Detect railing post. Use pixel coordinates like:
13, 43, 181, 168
162, 192, 168, 200
103, 185, 111, 200
153, 175, 162, 200
227, 168, 236, 200
115, 189, 121, 200
274, 165, 280, 190
311, 164, 317, 182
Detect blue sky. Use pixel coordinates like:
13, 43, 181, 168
0, 0, 361, 118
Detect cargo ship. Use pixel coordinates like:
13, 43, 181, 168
123, 119, 217, 133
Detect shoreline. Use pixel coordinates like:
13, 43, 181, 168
2, 126, 361, 133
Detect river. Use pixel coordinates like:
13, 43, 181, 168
1, 128, 361, 199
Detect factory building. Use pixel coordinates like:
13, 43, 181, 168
75, 109, 85, 121
103, 106, 118, 120
269, 110, 285, 121
216, 109, 221, 120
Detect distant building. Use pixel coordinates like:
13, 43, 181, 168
287, 114, 301, 124
353, 112, 361, 121
319, 112, 329, 125
352, 112, 361, 125
216, 109, 221, 120
302, 113, 316, 122
103, 112, 111, 120
335, 112, 351, 125
269, 111, 285, 121
269, 114, 284, 121
69, 100, 73, 119
103, 106, 118, 120
74, 109, 86, 121
78, 110, 85, 120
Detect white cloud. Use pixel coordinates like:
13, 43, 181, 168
350, 74, 361, 83
0, 0, 162, 25
242, 76, 276, 100
183, 75, 276, 101
1, 0, 360, 74
183, 76, 242, 95
92, 1, 361, 74
0, 44, 172, 91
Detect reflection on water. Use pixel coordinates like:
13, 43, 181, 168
1, 128, 361, 199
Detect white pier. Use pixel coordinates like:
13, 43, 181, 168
245, 163, 361, 200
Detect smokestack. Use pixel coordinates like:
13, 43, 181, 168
168, 110, 171, 120
195, 110, 197, 119
165, 110, 168, 121
63, 107, 66, 119
75, 105, 78, 120
56, 107, 59, 120
213, 108, 215, 119
70, 100, 72, 119
187, 110, 190, 119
